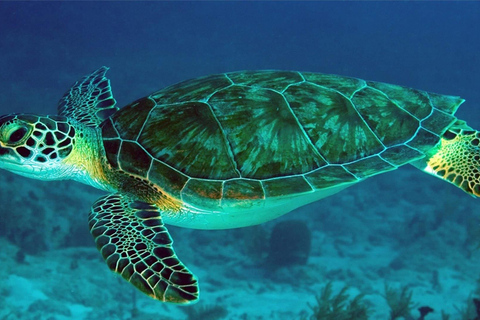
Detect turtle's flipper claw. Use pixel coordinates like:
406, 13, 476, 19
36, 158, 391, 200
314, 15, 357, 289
88, 193, 199, 304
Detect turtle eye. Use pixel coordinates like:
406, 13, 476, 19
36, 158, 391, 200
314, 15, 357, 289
8, 127, 28, 143
4, 125, 31, 145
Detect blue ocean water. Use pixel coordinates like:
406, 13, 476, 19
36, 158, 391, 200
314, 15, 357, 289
0, 2, 479, 320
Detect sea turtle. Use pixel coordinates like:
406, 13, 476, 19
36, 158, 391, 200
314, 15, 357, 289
0, 67, 478, 304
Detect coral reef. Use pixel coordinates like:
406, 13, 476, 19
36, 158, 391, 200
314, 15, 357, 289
266, 220, 311, 269
302, 280, 480, 320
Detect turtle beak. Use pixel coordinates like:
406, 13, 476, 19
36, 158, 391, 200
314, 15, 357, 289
0, 145, 8, 156
0, 145, 29, 171
0, 145, 16, 159
0, 147, 44, 179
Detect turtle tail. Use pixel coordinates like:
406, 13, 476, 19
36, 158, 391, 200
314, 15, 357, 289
420, 122, 480, 197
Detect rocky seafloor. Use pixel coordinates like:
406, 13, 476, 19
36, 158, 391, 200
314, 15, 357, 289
0, 165, 479, 320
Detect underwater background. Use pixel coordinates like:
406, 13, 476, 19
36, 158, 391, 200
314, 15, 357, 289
0, 2, 480, 320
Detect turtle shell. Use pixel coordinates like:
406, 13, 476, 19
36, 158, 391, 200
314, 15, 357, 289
100, 71, 464, 210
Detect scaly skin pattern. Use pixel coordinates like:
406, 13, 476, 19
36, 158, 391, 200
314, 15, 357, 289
0, 113, 111, 191
424, 130, 480, 196
61, 121, 111, 191
88, 193, 199, 303
0, 114, 75, 166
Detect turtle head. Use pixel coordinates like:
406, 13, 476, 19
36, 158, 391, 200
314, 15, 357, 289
0, 114, 76, 180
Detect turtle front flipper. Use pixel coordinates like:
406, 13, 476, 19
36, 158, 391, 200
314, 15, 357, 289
88, 193, 199, 304
58, 66, 119, 127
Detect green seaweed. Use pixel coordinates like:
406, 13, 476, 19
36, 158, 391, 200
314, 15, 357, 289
306, 282, 369, 320
455, 295, 478, 320
384, 283, 415, 320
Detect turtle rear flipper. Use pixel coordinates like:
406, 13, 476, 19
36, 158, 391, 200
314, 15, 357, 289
417, 127, 480, 197
88, 193, 199, 304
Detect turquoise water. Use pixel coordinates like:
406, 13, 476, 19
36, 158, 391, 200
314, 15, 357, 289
0, 2, 479, 319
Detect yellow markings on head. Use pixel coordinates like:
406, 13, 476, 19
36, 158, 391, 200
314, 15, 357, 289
427, 130, 480, 197
61, 127, 114, 191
